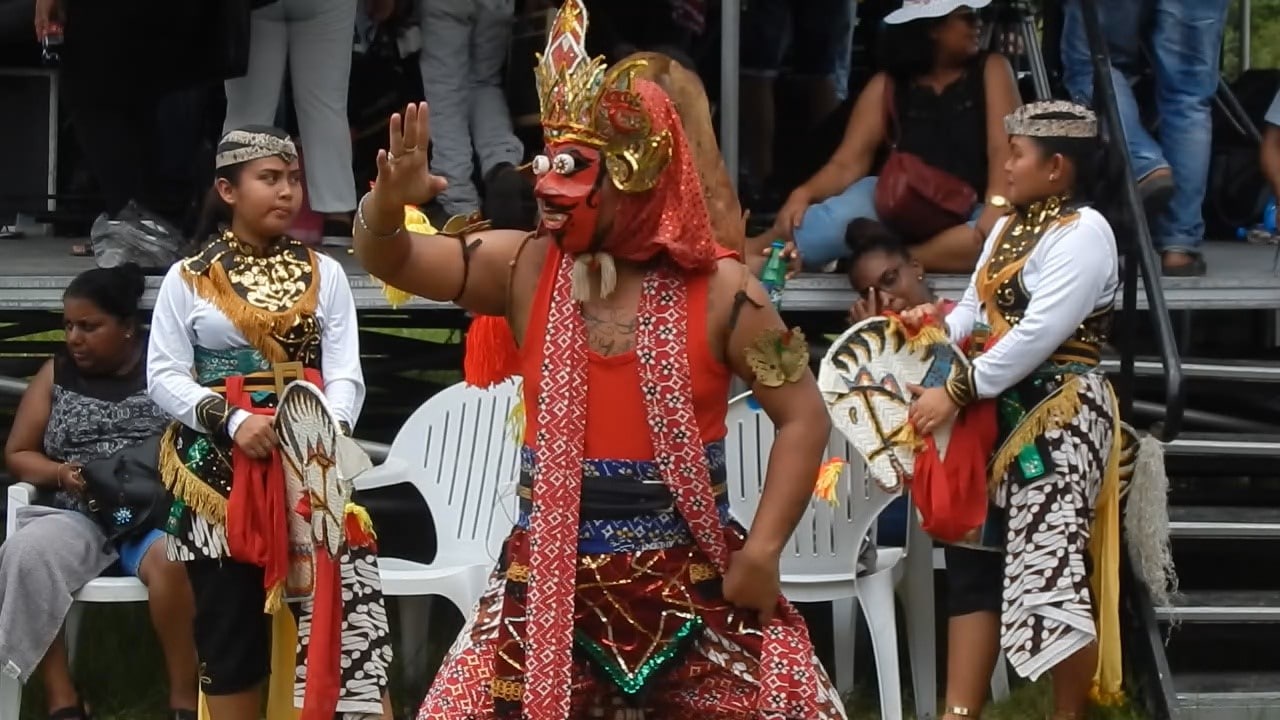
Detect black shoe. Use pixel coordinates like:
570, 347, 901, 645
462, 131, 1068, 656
482, 162, 535, 230
1161, 251, 1206, 277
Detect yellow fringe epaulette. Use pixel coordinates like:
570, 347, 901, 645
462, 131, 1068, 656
181, 260, 318, 365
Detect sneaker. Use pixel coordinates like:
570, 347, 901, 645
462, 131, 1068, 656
1160, 250, 1206, 277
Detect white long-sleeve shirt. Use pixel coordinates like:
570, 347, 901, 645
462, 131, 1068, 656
945, 206, 1119, 400
147, 251, 365, 437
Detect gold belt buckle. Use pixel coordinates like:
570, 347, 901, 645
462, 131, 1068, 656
273, 361, 305, 398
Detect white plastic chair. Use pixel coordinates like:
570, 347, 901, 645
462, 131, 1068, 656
724, 393, 936, 720
2, 482, 149, 720
354, 378, 521, 682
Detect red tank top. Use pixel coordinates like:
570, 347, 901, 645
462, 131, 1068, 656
520, 247, 733, 460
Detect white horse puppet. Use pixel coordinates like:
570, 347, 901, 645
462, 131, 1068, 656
817, 316, 967, 494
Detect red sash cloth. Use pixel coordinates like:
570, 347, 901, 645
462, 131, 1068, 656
911, 400, 997, 543
896, 305, 999, 543
224, 370, 343, 720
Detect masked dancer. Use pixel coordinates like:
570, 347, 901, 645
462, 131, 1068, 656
147, 127, 392, 720
354, 2, 845, 717
906, 101, 1126, 720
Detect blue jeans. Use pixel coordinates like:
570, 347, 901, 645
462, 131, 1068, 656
793, 176, 984, 269
1060, 0, 1229, 255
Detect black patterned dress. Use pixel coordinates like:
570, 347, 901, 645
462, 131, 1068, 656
44, 353, 169, 515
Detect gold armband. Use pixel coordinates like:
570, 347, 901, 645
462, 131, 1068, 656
744, 327, 809, 388
944, 366, 978, 407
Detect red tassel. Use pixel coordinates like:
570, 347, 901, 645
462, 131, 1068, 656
464, 315, 520, 388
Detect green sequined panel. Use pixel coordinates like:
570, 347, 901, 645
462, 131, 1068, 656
192, 346, 271, 385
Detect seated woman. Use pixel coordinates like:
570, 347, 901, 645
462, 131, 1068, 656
760, 0, 1020, 273
0, 265, 199, 720
908, 100, 1124, 719
846, 218, 1006, 720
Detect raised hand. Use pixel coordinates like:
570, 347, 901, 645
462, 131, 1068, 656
373, 102, 448, 209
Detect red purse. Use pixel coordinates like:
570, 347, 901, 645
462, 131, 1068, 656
873, 77, 979, 241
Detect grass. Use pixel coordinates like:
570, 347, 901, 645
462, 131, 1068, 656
12, 602, 1149, 720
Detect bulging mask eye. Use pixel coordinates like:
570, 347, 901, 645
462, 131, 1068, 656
552, 153, 576, 175
531, 154, 551, 176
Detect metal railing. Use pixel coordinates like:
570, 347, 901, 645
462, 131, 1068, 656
1078, 2, 1185, 717
1078, 0, 1185, 442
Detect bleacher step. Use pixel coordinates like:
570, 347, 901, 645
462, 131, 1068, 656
1176, 671, 1280, 717
1156, 590, 1280, 623
1170, 506, 1280, 538
1100, 356, 1280, 383
1163, 432, 1280, 458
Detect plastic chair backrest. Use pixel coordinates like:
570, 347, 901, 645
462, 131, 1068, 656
385, 379, 522, 565
725, 393, 901, 577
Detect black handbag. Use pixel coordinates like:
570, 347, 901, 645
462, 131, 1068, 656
80, 435, 171, 550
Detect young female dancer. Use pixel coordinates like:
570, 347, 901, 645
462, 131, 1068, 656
908, 100, 1125, 719
147, 127, 391, 720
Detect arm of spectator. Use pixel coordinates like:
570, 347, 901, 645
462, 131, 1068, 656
3, 359, 64, 489
794, 73, 890, 204
976, 54, 1021, 236
1262, 91, 1280, 201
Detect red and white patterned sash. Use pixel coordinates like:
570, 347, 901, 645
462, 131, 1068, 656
525, 252, 819, 718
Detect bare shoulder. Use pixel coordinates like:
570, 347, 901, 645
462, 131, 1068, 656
707, 257, 775, 343
982, 52, 1017, 84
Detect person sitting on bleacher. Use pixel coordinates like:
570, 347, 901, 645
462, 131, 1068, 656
845, 218, 1007, 720
755, 0, 1020, 274
0, 265, 198, 720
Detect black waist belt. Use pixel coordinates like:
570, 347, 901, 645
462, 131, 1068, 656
518, 465, 729, 520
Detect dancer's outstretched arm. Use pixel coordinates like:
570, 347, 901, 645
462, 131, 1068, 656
354, 102, 528, 318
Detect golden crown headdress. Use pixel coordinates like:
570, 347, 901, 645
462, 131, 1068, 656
534, 0, 673, 193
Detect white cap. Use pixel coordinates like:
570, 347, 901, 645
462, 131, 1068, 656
883, 0, 992, 25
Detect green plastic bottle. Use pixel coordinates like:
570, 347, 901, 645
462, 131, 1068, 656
760, 240, 788, 310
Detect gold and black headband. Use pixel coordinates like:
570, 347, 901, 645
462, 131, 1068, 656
214, 130, 298, 169
1004, 100, 1098, 139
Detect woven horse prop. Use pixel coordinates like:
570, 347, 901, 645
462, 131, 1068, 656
816, 316, 966, 494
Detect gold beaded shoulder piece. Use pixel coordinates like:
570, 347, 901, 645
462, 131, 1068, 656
180, 230, 320, 363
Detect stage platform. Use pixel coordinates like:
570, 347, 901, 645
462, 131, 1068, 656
0, 237, 1277, 312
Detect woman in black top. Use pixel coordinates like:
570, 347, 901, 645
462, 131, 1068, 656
760, 0, 1020, 273
2, 266, 198, 720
